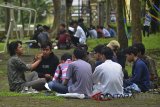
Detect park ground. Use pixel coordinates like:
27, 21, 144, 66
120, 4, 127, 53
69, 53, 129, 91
0, 34, 160, 107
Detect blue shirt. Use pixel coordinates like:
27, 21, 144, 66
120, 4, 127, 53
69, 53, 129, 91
131, 58, 150, 92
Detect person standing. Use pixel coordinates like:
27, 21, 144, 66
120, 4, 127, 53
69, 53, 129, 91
143, 10, 151, 37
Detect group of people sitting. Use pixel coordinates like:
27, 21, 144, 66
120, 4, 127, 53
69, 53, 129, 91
30, 18, 116, 50
7, 39, 158, 98
56, 19, 116, 49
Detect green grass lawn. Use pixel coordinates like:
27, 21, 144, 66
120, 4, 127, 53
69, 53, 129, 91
87, 33, 160, 51
0, 33, 160, 107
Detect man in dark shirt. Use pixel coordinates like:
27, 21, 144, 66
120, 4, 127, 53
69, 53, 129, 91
124, 46, 150, 92
34, 42, 59, 81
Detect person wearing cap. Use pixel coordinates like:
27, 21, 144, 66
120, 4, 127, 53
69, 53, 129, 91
107, 40, 129, 79
107, 40, 120, 62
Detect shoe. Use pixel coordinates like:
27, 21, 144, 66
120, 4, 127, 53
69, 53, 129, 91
21, 86, 32, 94
28, 87, 39, 94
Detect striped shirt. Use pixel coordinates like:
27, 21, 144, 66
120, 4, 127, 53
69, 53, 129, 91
53, 59, 72, 82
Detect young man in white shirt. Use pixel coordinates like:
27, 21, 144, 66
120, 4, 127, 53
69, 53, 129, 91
73, 21, 86, 44
93, 47, 124, 96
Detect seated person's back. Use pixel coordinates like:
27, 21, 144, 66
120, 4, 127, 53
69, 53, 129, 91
65, 48, 93, 96
93, 47, 123, 96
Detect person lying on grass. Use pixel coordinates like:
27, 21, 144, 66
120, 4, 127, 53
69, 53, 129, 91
7, 41, 46, 93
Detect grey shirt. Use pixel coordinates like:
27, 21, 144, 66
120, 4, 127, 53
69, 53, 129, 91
66, 59, 93, 96
7, 55, 31, 92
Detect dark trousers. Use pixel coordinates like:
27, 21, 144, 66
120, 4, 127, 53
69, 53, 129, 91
25, 71, 46, 91
143, 26, 150, 37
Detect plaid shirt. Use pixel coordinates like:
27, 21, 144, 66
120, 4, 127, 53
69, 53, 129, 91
53, 59, 72, 82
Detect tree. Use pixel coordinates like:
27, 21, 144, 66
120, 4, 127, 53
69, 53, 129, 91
4, 0, 11, 34
66, 0, 73, 25
130, 0, 142, 44
52, 0, 73, 38
52, 0, 61, 37
116, 0, 128, 50
105, 0, 111, 25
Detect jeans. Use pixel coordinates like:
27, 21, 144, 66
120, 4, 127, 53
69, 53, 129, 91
48, 81, 68, 94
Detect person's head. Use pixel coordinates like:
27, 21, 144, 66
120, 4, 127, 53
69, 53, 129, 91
72, 20, 78, 29
90, 25, 95, 29
133, 42, 145, 57
107, 40, 120, 53
100, 26, 104, 29
8, 41, 23, 56
78, 18, 84, 23
93, 44, 105, 60
59, 23, 66, 31
41, 42, 52, 58
61, 53, 72, 63
73, 48, 85, 60
37, 26, 44, 32
101, 47, 113, 61
125, 46, 138, 62
43, 25, 50, 32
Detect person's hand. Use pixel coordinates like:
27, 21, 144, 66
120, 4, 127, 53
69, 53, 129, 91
45, 74, 52, 82
34, 53, 43, 61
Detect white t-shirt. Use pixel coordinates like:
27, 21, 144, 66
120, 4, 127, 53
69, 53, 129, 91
93, 60, 124, 96
143, 14, 151, 26
103, 28, 111, 38
74, 26, 86, 44
89, 29, 97, 38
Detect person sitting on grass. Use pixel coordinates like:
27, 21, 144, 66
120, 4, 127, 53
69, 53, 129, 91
93, 47, 124, 96
133, 43, 158, 88
124, 46, 150, 92
47, 53, 72, 93
93, 44, 105, 67
57, 24, 71, 49
7, 41, 46, 93
77, 44, 96, 72
64, 48, 93, 96
33, 42, 59, 82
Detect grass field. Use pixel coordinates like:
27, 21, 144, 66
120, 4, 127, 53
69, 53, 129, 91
0, 33, 160, 107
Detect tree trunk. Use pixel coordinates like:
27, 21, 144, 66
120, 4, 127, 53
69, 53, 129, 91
106, 0, 110, 25
116, 0, 128, 50
66, 0, 73, 27
52, 0, 61, 38
4, 0, 11, 34
130, 0, 142, 44
116, 0, 128, 70
20, 0, 24, 31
